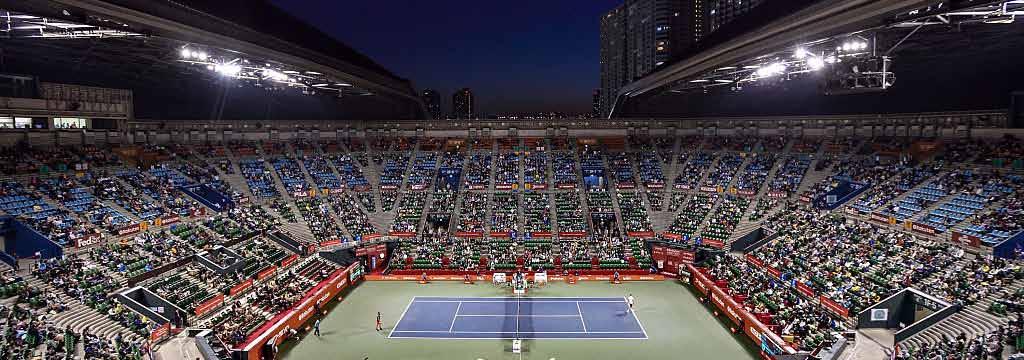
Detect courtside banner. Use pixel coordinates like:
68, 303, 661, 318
627, 231, 656, 238
951, 231, 981, 248
237, 263, 360, 360
819, 296, 850, 317
364, 274, 664, 281
703, 238, 725, 249
687, 265, 794, 356
195, 294, 225, 317
149, 322, 171, 343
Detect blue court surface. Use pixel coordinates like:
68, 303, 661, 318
388, 297, 648, 339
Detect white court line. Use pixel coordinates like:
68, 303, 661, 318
414, 296, 626, 300
455, 314, 582, 317
388, 336, 648, 340
390, 330, 645, 334
413, 300, 624, 303
576, 301, 588, 333
625, 296, 650, 339
387, 296, 418, 339
448, 301, 462, 333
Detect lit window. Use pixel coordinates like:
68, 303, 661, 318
54, 117, 86, 129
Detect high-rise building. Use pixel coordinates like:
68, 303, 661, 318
705, 0, 765, 36
421, 89, 442, 119
452, 88, 474, 119
599, 4, 627, 119
592, 89, 601, 118
600, 0, 702, 118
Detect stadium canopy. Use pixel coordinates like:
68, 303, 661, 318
609, 0, 1023, 118
0, 0, 428, 119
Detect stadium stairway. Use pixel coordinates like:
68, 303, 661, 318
280, 220, 317, 244
25, 275, 140, 344
217, 172, 254, 200
901, 275, 1024, 350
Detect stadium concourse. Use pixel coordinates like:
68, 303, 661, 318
1, 130, 1024, 360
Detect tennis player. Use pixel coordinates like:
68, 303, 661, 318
627, 294, 635, 313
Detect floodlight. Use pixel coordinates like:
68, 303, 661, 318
807, 57, 825, 70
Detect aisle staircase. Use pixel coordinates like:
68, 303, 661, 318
901, 276, 1024, 350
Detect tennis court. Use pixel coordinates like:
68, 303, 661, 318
388, 296, 648, 339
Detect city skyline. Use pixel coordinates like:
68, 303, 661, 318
270, 0, 622, 114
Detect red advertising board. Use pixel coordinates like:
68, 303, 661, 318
703, 238, 725, 249
150, 322, 171, 343
194, 294, 225, 317
237, 263, 360, 360
651, 245, 695, 274
230, 279, 254, 296
951, 231, 981, 248
489, 231, 511, 238
117, 223, 141, 236
454, 231, 484, 238
389, 231, 416, 238
662, 232, 682, 240
161, 215, 181, 225
910, 222, 937, 235
627, 231, 655, 238
688, 265, 794, 356
559, 232, 587, 238
362, 233, 382, 241
257, 266, 277, 281
796, 281, 815, 298
280, 254, 298, 268
318, 239, 341, 248
531, 231, 552, 238
819, 296, 850, 317
745, 254, 764, 268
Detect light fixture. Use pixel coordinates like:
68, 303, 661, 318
807, 57, 825, 70
263, 69, 288, 81
215, 62, 242, 77
180, 48, 192, 59
794, 47, 808, 59
755, 62, 786, 77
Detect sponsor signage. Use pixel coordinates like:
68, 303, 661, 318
117, 223, 141, 236
819, 296, 850, 317
951, 231, 981, 248
280, 254, 298, 268
76, 234, 103, 248
237, 263, 360, 360
389, 231, 416, 238
319, 239, 341, 248
150, 322, 171, 343
910, 222, 937, 235
194, 294, 225, 316
230, 279, 254, 296
703, 238, 725, 249
688, 265, 794, 356
257, 266, 277, 281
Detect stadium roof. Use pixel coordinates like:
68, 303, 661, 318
1, 0, 428, 119
610, 0, 1023, 118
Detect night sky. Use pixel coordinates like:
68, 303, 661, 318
270, 0, 621, 115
